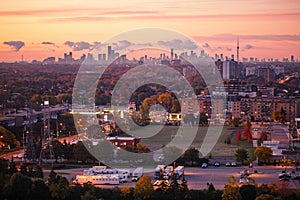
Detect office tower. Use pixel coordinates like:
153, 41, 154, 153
220, 54, 224, 61
171, 48, 174, 60
108, 46, 112, 61
237, 38, 239, 62
291, 55, 295, 62
98, 54, 102, 62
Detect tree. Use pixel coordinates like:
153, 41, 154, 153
52, 140, 65, 162
243, 122, 252, 143
272, 108, 286, 123
48, 169, 57, 185
235, 149, 249, 165
236, 130, 242, 144
254, 146, 273, 164
4, 172, 33, 200
49, 176, 71, 199
208, 183, 216, 192
222, 176, 241, 200
0, 126, 20, 149
134, 175, 154, 200
31, 179, 51, 200
0, 158, 9, 199
8, 160, 17, 175
179, 174, 190, 199
240, 184, 257, 200
181, 147, 200, 166
120, 186, 131, 200
73, 141, 95, 163
255, 194, 275, 200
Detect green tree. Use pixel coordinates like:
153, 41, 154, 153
179, 174, 190, 199
73, 141, 95, 163
134, 175, 154, 200
49, 176, 71, 199
235, 149, 249, 165
31, 179, 51, 200
4, 172, 33, 200
181, 147, 200, 166
48, 169, 57, 185
0, 158, 9, 198
240, 184, 257, 200
254, 146, 273, 164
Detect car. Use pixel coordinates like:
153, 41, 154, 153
231, 162, 237, 167
278, 173, 291, 179
153, 180, 170, 186
201, 163, 208, 168
17, 153, 24, 159
214, 161, 221, 167
225, 162, 231, 167
292, 176, 300, 180
153, 180, 163, 186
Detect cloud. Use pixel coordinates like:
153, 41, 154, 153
244, 44, 254, 50
45, 12, 300, 23
112, 40, 133, 51
64, 41, 93, 51
73, 41, 93, 51
64, 41, 74, 47
41, 41, 55, 45
157, 39, 197, 50
193, 34, 300, 42
3, 41, 25, 51
202, 43, 210, 48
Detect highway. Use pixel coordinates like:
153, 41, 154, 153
47, 165, 299, 190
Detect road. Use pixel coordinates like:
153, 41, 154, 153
48, 165, 300, 190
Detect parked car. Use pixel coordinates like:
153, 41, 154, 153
214, 161, 221, 167
201, 163, 208, 168
225, 162, 231, 167
231, 162, 237, 167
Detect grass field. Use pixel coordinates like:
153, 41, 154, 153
137, 125, 254, 157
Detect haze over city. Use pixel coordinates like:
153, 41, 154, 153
0, 0, 300, 61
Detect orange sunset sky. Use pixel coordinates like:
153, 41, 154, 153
0, 0, 300, 62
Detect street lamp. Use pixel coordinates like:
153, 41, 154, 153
0, 135, 4, 151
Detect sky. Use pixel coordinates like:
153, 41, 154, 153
0, 0, 300, 62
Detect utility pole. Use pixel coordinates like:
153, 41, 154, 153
24, 105, 36, 162
39, 100, 55, 166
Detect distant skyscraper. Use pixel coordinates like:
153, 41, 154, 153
171, 48, 174, 60
108, 46, 112, 61
237, 38, 240, 62
291, 55, 295, 62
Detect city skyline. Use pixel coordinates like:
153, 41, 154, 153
0, 0, 300, 61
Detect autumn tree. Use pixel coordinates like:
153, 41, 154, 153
120, 186, 131, 200
134, 175, 154, 200
254, 146, 273, 164
255, 194, 275, 200
235, 148, 249, 165
272, 108, 286, 123
157, 93, 173, 112
222, 176, 241, 200
243, 121, 252, 142
236, 130, 242, 144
